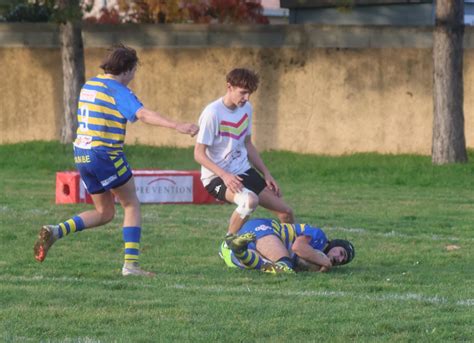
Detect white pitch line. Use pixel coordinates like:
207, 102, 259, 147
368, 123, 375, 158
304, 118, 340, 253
1, 275, 471, 307
169, 284, 466, 307
323, 226, 473, 242
0, 274, 153, 288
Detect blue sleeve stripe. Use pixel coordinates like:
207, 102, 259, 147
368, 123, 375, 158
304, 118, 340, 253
78, 102, 124, 120
79, 98, 119, 111
83, 124, 126, 135
91, 136, 125, 145
78, 110, 127, 124
285, 230, 290, 248
92, 98, 118, 108
77, 115, 126, 129
91, 141, 123, 150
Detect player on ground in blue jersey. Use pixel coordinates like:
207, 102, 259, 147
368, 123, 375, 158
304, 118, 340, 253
219, 218, 355, 274
34, 44, 199, 276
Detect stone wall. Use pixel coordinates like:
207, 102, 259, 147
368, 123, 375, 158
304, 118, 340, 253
1, 23, 473, 155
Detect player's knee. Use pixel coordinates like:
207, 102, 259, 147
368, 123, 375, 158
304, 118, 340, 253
103, 209, 115, 223
247, 192, 259, 210
278, 206, 294, 223
97, 206, 115, 223
234, 188, 259, 219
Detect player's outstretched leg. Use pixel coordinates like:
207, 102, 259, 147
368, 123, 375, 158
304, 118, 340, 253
34, 216, 86, 262
220, 233, 261, 270
34, 225, 58, 262
225, 232, 256, 254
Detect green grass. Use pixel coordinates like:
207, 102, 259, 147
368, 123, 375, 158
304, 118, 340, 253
0, 141, 473, 342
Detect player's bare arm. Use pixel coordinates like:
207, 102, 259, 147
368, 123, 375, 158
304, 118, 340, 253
295, 258, 330, 272
136, 107, 199, 137
244, 136, 281, 196
292, 235, 333, 269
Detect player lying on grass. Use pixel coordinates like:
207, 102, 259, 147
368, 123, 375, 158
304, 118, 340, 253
219, 218, 355, 274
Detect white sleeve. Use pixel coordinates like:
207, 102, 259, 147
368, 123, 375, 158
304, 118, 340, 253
246, 102, 253, 136
197, 108, 218, 146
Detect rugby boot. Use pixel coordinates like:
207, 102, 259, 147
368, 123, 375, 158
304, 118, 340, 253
34, 225, 58, 262
261, 262, 295, 275
122, 262, 156, 277
219, 241, 238, 268
225, 232, 256, 254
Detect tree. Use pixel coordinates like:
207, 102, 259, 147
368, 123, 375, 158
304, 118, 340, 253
432, 0, 467, 164
3, 0, 85, 143
57, 0, 85, 144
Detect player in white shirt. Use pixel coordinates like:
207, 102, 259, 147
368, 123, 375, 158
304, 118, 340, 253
194, 68, 294, 237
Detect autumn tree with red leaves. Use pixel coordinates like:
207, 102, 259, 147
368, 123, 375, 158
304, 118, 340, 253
91, 0, 269, 24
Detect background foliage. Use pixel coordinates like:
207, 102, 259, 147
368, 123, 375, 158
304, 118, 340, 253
0, 0, 269, 23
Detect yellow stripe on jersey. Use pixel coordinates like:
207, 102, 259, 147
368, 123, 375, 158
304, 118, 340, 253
77, 115, 126, 129
76, 128, 125, 141
78, 102, 123, 119
117, 165, 128, 176
91, 141, 123, 149
96, 74, 116, 81
114, 158, 124, 169
125, 242, 140, 249
95, 91, 116, 105
66, 219, 77, 233
280, 227, 288, 244
86, 80, 107, 88
280, 223, 296, 246
287, 225, 299, 243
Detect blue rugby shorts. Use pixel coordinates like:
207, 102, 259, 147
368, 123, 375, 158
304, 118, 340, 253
237, 218, 276, 251
73, 146, 133, 194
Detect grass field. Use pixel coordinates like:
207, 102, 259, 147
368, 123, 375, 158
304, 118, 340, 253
0, 141, 473, 342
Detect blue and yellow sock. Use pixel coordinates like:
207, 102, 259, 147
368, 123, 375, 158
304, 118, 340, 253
57, 216, 85, 239
234, 250, 266, 270
123, 226, 141, 264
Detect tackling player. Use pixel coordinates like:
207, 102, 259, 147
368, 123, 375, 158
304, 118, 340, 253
33, 44, 199, 276
194, 68, 294, 239
219, 218, 355, 274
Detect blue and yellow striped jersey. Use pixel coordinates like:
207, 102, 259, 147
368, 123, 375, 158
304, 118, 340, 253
270, 220, 328, 252
74, 74, 143, 152
241, 218, 328, 252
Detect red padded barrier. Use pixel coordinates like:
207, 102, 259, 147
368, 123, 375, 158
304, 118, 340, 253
56, 170, 220, 205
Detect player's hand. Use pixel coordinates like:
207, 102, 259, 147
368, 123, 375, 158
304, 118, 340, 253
264, 174, 281, 197
222, 173, 243, 194
319, 266, 330, 273
329, 254, 341, 266
176, 123, 199, 137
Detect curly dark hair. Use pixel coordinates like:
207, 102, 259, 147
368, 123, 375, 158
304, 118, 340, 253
100, 44, 139, 75
226, 68, 259, 93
